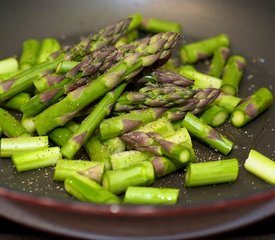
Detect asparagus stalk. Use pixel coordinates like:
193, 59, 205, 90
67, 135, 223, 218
49, 126, 74, 147
221, 55, 246, 95
65, 173, 121, 204
178, 65, 222, 89
0, 57, 19, 75
212, 93, 241, 113
141, 18, 181, 33
127, 13, 143, 32
137, 117, 175, 138
34, 32, 180, 135
244, 149, 275, 185
23, 47, 121, 117
54, 159, 104, 183
0, 108, 30, 137
36, 38, 61, 64
83, 134, 113, 170
55, 60, 79, 74
185, 158, 239, 187
21, 115, 36, 134
61, 83, 127, 159
110, 150, 152, 170
150, 156, 181, 177
11, 147, 61, 172
115, 83, 196, 111
100, 108, 167, 140
0, 71, 21, 82
163, 88, 221, 121
115, 30, 139, 47
200, 105, 229, 127
208, 47, 230, 78
138, 70, 194, 87
19, 39, 40, 70
124, 186, 179, 204
121, 131, 191, 165
0, 136, 48, 157
230, 87, 273, 127
182, 112, 234, 155
180, 34, 230, 64
102, 161, 155, 195
3, 92, 31, 111
0, 60, 60, 101
60, 18, 131, 61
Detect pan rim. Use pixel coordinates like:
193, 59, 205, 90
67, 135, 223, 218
0, 185, 274, 217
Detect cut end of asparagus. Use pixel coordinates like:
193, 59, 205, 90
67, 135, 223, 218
244, 149, 275, 185
230, 110, 245, 128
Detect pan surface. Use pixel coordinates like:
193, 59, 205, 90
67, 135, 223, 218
0, 0, 275, 239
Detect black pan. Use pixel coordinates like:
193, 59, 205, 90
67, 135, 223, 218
0, 0, 275, 239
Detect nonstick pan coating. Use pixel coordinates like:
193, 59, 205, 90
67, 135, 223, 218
0, 0, 275, 239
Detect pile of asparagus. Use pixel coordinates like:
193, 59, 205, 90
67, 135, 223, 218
0, 14, 274, 205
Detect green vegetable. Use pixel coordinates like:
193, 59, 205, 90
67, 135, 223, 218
182, 112, 233, 155
0, 57, 19, 75
208, 47, 230, 78
65, 173, 121, 204
200, 105, 229, 127
244, 149, 275, 185
102, 161, 155, 194
0, 136, 48, 157
221, 55, 246, 95
0, 107, 30, 137
19, 39, 40, 70
230, 87, 273, 127
124, 186, 179, 204
180, 34, 230, 64
185, 158, 239, 187
54, 159, 104, 183
141, 17, 181, 33
178, 65, 222, 89
11, 147, 61, 172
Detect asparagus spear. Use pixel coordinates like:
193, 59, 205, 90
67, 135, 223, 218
61, 83, 127, 159
0, 60, 60, 102
34, 32, 179, 135
182, 112, 234, 155
0, 136, 48, 157
59, 18, 131, 61
163, 88, 221, 121
212, 93, 241, 113
221, 55, 246, 95
0, 19, 131, 102
208, 47, 230, 78
102, 161, 155, 195
124, 186, 179, 205
55, 60, 79, 74
100, 107, 167, 140
65, 173, 121, 204
121, 131, 191, 165
136, 117, 175, 138
200, 105, 229, 127
0, 57, 19, 75
127, 13, 143, 32
3, 92, 31, 111
0, 107, 30, 137
185, 158, 239, 187
19, 39, 40, 70
230, 87, 273, 127
244, 149, 275, 185
12, 147, 61, 172
36, 38, 61, 64
141, 17, 182, 33
115, 83, 196, 111
180, 34, 230, 64
178, 65, 222, 89
54, 159, 104, 183
22, 47, 120, 117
